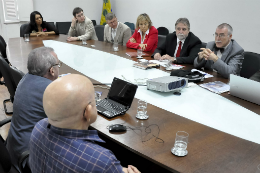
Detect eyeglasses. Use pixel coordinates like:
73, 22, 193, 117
51, 62, 63, 68
214, 33, 229, 38
176, 27, 187, 31
76, 13, 84, 18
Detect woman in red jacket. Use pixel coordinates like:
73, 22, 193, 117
126, 13, 158, 53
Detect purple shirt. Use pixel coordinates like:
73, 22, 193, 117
29, 118, 123, 173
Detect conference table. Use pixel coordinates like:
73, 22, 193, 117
7, 35, 260, 173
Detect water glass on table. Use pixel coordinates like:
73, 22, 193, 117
136, 99, 149, 119
82, 38, 87, 45
137, 48, 142, 58
171, 131, 189, 156
113, 42, 119, 51
24, 34, 29, 42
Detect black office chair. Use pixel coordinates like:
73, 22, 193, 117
20, 23, 29, 37
0, 118, 31, 173
47, 22, 55, 28
95, 25, 105, 41
157, 27, 169, 36
10, 66, 25, 87
240, 52, 260, 79
158, 35, 166, 48
124, 22, 135, 30
0, 56, 17, 114
56, 22, 71, 35
91, 20, 97, 26
131, 30, 135, 35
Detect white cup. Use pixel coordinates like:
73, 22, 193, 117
24, 34, 29, 42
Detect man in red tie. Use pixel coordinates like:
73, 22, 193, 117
153, 18, 202, 64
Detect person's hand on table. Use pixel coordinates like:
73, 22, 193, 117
36, 32, 48, 37
139, 44, 147, 51
123, 165, 141, 173
199, 48, 219, 62
161, 54, 175, 61
67, 37, 78, 42
154, 53, 162, 60
130, 38, 136, 43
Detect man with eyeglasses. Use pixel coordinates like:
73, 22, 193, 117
67, 7, 98, 41
152, 18, 202, 64
194, 23, 244, 78
6, 47, 61, 171
104, 13, 132, 46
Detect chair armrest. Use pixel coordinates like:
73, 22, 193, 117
0, 117, 11, 127
18, 150, 31, 173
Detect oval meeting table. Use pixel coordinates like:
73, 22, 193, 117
6, 35, 260, 173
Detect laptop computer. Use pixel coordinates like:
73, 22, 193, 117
96, 77, 138, 118
229, 74, 260, 105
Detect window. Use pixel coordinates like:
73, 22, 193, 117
2, 0, 19, 23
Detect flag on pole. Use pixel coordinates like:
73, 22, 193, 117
100, 0, 112, 25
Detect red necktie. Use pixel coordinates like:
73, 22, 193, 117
176, 41, 182, 57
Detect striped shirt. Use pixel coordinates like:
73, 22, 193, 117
29, 118, 123, 173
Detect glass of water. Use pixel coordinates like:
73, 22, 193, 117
136, 99, 149, 119
171, 131, 189, 156
24, 34, 29, 42
113, 42, 119, 51
82, 38, 87, 45
137, 48, 142, 58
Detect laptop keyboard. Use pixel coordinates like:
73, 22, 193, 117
96, 99, 126, 118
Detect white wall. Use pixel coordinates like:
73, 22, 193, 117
112, 0, 260, 53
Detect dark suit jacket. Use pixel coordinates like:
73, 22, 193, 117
152, 31, 202, 64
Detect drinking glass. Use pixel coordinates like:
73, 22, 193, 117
95, 91, 101, 102
171, 131, 189, 156
82, 38, 87, 45
136, 99, 149, 119
113, 42, 119, 51
137, 48, 142, 58
24, 34, 29, 42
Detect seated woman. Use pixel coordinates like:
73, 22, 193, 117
24, 11, 59, 37
126, 13, 158, 53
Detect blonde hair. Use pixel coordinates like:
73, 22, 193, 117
135, 13, 152, 30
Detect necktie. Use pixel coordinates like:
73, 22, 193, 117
176, 41, 182, 57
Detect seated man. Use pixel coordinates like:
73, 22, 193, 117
104, 13, 132, 46
250, 70, 260, 82
29, 74, 140, 173
152, 18, 202, 64
6, 47, 60, 170
67, 7, 98, 41
194, 23, 244, 78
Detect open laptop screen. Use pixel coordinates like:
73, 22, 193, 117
107, 78, 138, 107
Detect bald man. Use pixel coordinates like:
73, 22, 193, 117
29, 74, 140, 173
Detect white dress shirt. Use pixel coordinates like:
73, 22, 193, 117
111, 22, 119, 41
216, 41, 230, 59
138, 29, 150, 44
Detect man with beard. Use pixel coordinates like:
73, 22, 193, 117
194, 23, 244, 78
152, 18, 202, 64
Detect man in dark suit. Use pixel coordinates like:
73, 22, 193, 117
152, 18, 202, 64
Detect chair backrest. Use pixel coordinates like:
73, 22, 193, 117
56, 22, 71, 35
131, 30, 135, 35
47, 22, 55, 28
0, 35, 7, 59
20, 23, 29, 37
94, 25, 105, 41
0, 56, 16, 100
0, 135, 12, 173
10, 66, 25, 87
91, 20, 96, 26
240, 52, 260, 78
157, 27, 169, 36
124, 22, 135, 30
158, 35, 166, 48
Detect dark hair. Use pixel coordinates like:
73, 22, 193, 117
73, 7, 83, 17
29, 11, 46, 32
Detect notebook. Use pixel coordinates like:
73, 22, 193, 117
229, 74, 260, 105
96, 77, 138, 118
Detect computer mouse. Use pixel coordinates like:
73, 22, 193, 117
109, 124, 127, 132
